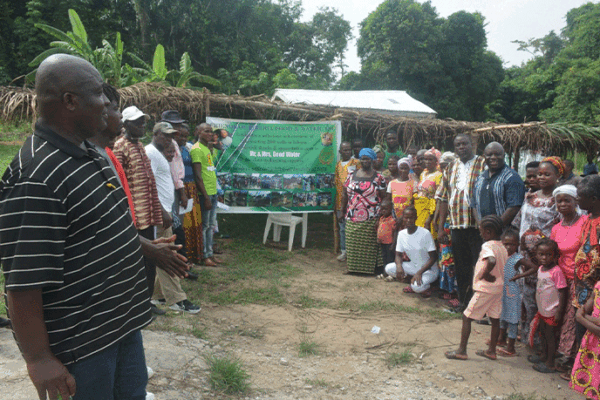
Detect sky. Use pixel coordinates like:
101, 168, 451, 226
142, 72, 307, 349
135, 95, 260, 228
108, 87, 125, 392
299, 0, 594, 73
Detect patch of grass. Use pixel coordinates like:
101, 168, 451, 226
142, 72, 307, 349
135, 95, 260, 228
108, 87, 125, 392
0, 144, 21, 175
207, 285, 285, 306
205, 353, 250, 394
305, 378, 329, 387
224, 327, 264, 339
298, 340, 320, 357
191, 325, 209, 340
342, 300, 460, 320
297, 294, 328, 308
385, 349, 413, 367
0, 120, 31, 143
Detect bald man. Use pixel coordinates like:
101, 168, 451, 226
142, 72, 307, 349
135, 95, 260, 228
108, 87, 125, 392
0, 54, 152, 400
471, 141, 525, 226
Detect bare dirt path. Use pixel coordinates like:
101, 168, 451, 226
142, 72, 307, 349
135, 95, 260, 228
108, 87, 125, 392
1, 249, 575, 399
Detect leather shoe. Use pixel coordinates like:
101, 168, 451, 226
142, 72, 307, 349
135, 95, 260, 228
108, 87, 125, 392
185, 270, 199, 280
203, 258, 218, 267
150, 304, 166, 315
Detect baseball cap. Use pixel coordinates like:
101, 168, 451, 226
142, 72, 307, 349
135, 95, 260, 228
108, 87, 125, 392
122, 106, 149, 122
153, 122, 178, 136
160, 110, 186, 124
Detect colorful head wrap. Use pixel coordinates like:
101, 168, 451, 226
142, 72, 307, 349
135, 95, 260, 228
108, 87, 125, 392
424, 147, 441, 162
397, 156, 412, 169
541, 156, 565, 176
372, 144, 384, 154
441, 152, 456, 164
553, 184, 578, 199
359, 148, 377, 160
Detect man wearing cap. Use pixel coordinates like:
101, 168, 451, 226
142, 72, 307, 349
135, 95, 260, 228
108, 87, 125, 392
113, 106, 168, 315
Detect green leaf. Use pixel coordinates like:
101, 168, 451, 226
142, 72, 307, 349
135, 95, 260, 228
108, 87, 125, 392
68, 9, 88, 43
152, 44, 167, 80
28, 48, 71, 67
35, 23, 77, 45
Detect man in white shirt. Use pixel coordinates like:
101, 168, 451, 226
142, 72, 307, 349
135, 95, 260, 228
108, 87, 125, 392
146, 122, 200, 314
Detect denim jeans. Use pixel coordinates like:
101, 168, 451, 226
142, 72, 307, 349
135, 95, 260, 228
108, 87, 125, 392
201, 194, 218, 259
67, 330, 147, 400
338, 219, 346, 251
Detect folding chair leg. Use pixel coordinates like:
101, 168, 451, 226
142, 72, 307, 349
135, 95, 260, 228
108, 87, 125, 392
263, 220, 272, 244
274, 224, 282, 242
288, 223, 296, 251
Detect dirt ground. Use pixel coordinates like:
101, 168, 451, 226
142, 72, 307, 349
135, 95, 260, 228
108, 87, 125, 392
1, 248, 578, 399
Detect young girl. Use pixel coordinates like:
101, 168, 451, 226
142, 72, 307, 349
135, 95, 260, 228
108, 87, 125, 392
530, 238, 567, 373
387, 157, 414, 221
382, 155, 400, 185
376, 198, 397, 277
445, 215, 507, 361
569, 280, 600, 399
497, 229, 537, 357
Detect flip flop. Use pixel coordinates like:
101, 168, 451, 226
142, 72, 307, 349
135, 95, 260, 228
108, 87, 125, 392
527, 354, 543, 364
485, 338, 506, 347
476, 350, 497, 360
532, 363, 556, 373
497, 348, 518, 357
448, 299, 460, 308
444, 350, 468, 360
403, 286, 415, 293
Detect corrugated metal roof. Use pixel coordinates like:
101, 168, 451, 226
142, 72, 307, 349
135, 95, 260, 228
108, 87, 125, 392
272, 89, 436, 117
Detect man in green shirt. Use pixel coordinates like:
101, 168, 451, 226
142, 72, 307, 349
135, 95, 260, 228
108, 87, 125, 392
383, 131, 405, 167
191, 123, 221, 267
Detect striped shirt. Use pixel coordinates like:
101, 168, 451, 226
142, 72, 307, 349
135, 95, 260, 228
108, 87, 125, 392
471, 164, 525, 219
436, 155, 486, 229
0, 124, 151, 365
113, 136, 163, 230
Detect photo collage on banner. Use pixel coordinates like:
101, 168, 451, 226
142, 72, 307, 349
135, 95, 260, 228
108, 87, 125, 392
208, 117, 341, 213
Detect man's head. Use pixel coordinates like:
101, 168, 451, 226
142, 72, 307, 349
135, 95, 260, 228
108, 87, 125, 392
122, 106, 148, 142
96, 83, 122, 149
35, 54, 109, 142
564, 159, 575, 177
406, 144, 418, 159
352, 138, 363, 158
483, 142, 505, 173
152, 122, 177, 151
525, 161, 540, 191
577, 175, 600, 212
174, 123, 189, 147
385, 132, 399, 151
453, 134, 474, 161
414, 149, 427, 175
162, 141, 176, 162
195, 123, 213, 145
339, 141, 352, 161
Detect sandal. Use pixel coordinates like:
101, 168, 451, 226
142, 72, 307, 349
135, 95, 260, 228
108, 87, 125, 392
532, 363, 556, 373
476, 350, 497, 360
448, 299, 460, 308
527, 354, 543, 364
559, 372, 571, 381
497, 348, 518, 357
444, 350, 468, 360
403, 286, 415, 293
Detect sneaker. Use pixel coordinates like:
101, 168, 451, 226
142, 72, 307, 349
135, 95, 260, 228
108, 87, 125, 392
151, 299, 166, 306
336, 251, 347, 262
146, 392, 155, 400
169, 299, 201, 314
150, 304, 166, 316
147, 366, 155, 379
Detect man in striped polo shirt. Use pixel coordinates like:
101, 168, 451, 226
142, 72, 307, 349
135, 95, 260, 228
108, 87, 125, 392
0, 55, 151, 400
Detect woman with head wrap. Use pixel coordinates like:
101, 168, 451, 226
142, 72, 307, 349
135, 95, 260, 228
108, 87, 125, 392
549, 184, 586, 376
341, 148, 387, 274
386, 157, 415, 222
372, 145, 385, 173
413, 147, 443, 238
511, 156, 562, 344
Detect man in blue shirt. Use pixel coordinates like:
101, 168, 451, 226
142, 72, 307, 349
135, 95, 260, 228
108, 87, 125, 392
471, 142, 525, 227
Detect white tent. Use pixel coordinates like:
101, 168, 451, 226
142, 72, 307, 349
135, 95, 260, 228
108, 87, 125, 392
272, 89, 436, 119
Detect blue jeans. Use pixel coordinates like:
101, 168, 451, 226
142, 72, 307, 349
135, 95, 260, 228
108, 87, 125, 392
338, 219, 346, 251
67, 330, 147, 400
201, 194, 218, 259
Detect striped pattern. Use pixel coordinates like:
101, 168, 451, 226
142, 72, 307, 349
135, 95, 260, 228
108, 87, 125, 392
0, 124, 151, 365
112, 136, 163, 230
346, 219, 383, 274
472, 164, 525, 219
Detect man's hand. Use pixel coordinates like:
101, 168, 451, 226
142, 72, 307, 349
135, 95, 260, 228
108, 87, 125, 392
204, 196, 213, 211
27, 355, 76, 400
411, 271, 423, 286
148, 235, 189, 278
438, 230, 449, 245
396, 266, 406, 281
179, 190, 189, 209
482, 272, 496, 283
161, 209, 172, 229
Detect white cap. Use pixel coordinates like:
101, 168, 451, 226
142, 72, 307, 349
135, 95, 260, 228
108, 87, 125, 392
121, 106, 148, 122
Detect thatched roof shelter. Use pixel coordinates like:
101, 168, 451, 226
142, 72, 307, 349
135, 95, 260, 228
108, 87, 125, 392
2, 82, 599, 158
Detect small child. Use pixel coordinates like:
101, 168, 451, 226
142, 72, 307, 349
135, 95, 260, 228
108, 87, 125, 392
497, 229, 537, 357
530, 238, 567, 373
445, 215, 507, 361
387, 157, 414, 222
569, 280, 600, 399
382, 155, 400, 185
376, 198, 397, 275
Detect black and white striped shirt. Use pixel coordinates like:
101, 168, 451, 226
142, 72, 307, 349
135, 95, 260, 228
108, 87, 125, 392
0, 123, 151, 365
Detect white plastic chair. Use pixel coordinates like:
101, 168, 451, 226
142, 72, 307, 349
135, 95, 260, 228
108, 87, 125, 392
263, 213, 308, 251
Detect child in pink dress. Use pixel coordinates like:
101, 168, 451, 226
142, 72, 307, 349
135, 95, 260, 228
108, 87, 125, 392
570, 280, 600, 399
445, 215, 507, 361
530, 238, 568, 373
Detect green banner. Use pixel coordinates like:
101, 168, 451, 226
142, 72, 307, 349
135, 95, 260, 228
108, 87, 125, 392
207, 117, 341, 213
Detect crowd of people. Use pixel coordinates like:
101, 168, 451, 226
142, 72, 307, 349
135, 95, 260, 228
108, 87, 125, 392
1, 53, 600, 400
335, 132, 600, 397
